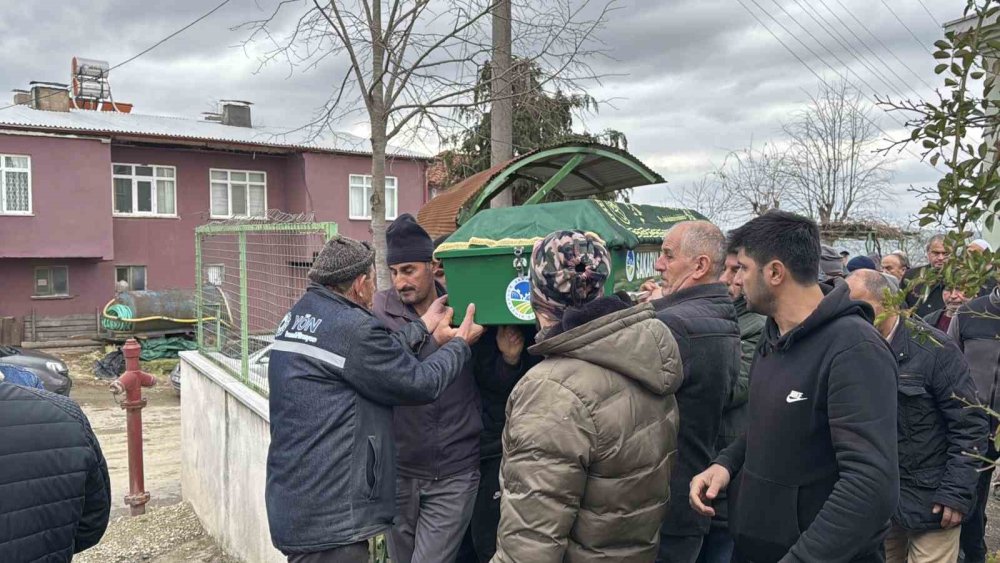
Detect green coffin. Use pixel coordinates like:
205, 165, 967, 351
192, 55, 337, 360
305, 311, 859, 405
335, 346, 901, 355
436, 200, 704, 325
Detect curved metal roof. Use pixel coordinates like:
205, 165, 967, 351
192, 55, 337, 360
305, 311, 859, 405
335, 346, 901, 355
418, 142, 665, 238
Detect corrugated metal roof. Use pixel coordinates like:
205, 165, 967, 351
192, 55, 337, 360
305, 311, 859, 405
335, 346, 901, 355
0, 105, 427, 159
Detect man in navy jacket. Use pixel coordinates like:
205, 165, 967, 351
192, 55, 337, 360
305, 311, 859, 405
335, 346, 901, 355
266, 235, 482, 562
690, 211, 899, 563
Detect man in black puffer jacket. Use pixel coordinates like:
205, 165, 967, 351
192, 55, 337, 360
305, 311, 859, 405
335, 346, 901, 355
849, 270, 988, 562
0, 382, 111, 562
691, 212, 899, 563
645, 220, 741, 563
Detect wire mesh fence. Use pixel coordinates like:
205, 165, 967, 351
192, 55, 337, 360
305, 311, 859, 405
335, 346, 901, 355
195, 213, 337, 395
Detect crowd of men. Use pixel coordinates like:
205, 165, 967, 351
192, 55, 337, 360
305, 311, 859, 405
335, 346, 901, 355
258, 210, 1000, 563
0, 209, 997, 563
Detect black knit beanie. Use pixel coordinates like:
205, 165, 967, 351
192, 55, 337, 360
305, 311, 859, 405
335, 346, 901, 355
386, 213, 434, 265
308, 236, 375, 286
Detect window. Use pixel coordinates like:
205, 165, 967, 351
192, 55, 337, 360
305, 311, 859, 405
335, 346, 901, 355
1, 154, 31, 214
205, 264, 225, 286
349, 175, 397, 220
210, 169, 266, 218
34, 266, 69, 297
112, 164, 176, 216
116, 266, 147, 291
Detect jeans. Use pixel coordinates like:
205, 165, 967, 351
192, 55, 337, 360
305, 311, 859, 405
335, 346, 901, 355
697, 526, 735, 563
287, 542, 369, 563
658, 534, 705, 563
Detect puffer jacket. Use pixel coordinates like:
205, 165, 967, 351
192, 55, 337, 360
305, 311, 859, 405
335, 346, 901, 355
0, 383, 111, 562
890, 318, 988, 531
492, 303, 683, 563
949, 288, 1000, 429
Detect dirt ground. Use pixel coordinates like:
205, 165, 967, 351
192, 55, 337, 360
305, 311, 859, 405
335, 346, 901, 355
39, 347, 1000, 561
53, 347, 236, 563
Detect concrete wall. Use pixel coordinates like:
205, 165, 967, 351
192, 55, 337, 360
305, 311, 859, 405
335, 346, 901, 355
180, 351, 283, 563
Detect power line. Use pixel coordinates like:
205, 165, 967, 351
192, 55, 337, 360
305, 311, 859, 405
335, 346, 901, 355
877, 0, 935, 56
768, 0, 901, 102
751, 0, 910, 131
735, 0, 939, 172
816, 0, 936, 91
786, 0, 910, 100
915, 0, 943, 27
0, 0, 232, 112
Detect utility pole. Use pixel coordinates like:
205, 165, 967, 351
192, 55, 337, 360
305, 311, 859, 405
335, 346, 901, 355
490, 0, 514, 208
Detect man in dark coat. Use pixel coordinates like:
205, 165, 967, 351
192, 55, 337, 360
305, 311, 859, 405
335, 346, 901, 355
691, 211, 899, 563
373, 214, 484, 563
266, 235, 482, 562
0, 382, 111, 561
903, 234, 950, 318
848, 270, 988, 563
645, 220, 741, 563
950, 286, 1000, 563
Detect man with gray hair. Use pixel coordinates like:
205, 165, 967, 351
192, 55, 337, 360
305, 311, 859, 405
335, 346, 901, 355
847, 269, 987, 563
882, 251, 909, 282
642, 220, 742, 563
903, 234, 950, 317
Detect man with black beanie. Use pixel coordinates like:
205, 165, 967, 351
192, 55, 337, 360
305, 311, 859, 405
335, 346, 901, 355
373, 214, 487, 563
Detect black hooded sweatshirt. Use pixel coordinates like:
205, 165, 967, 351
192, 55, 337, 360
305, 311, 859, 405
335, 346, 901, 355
715, 281, 899, 563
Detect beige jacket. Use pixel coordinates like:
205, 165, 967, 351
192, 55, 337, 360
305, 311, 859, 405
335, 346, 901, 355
493, 304, 683, 563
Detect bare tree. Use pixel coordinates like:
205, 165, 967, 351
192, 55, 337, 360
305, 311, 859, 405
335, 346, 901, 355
717, 142, 790, 218
240, 0, 612, 287
782, 81, 894, 229
671, 174, 739, 228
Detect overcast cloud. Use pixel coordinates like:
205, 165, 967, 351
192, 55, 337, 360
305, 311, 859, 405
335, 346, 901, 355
0, 0, 961, 225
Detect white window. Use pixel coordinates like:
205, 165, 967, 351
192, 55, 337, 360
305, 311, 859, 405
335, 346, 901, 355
210, 169, 267, 218
34, 266, 69, 297
1, 154, 31, 215
115, 265, 147, 291
349, 174, 397, 220
205, 264, 225, 286
112, 164, 176, 216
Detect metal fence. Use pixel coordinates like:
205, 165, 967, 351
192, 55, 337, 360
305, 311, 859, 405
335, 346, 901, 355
195, 215, 337, 395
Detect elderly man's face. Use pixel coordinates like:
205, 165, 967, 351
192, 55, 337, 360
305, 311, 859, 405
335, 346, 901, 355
943, 288, 969, 312
655, 226, 700, 295
927, 240, 949, 269
881, 255, 906, 280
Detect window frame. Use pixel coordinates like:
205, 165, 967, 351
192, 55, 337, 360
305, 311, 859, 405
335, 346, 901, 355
111, 163, 178, 217
0, 153, 32, 215
115, 265, 147, 291
209, 168, 268, 219
33, 265, 69, 297
348, 174, 398, 220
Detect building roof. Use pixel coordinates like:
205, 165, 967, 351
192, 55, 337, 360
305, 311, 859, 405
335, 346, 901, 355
418, 142, 665, 238
0, 105, 427, 159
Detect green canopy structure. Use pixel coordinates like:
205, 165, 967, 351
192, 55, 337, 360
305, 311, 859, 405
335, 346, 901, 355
439, 200, 704, 252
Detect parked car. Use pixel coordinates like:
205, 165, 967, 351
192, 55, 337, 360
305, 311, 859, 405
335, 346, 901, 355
170, 336, 273, 395
0, 346, 73, 395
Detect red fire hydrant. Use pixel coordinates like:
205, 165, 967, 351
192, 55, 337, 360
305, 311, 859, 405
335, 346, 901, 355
109, 338, 157, 516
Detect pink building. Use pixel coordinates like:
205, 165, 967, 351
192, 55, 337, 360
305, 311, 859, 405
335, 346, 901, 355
0, 84, 429, 332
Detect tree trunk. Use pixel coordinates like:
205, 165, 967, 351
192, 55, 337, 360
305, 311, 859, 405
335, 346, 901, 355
489, 0, 514, 208
369, 0, 391, 290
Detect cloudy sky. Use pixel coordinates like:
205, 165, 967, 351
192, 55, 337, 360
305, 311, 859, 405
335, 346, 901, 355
0, 0, 961, 224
